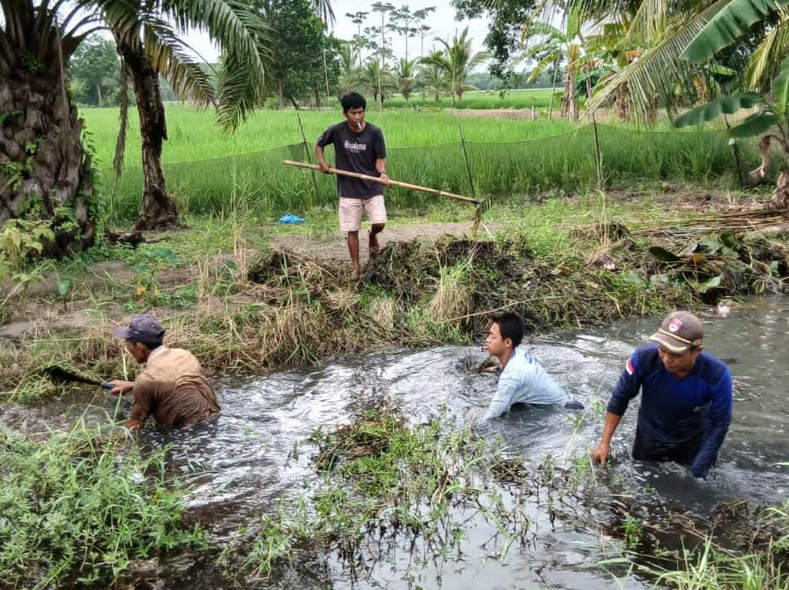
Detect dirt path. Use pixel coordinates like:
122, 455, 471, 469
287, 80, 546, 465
270, 221, 488, 261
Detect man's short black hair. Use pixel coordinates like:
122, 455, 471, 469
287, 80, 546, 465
492, 312, 525, 348
129, 338, 163, 351
341, 92, 366, 112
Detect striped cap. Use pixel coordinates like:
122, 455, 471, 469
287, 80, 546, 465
650, 311, 703, 353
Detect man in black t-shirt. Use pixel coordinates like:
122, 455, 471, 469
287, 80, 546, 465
316, 92, 390, 278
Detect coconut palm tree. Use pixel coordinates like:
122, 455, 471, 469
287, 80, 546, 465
394, 58, 417, 101
520, 6, 585, 119
360, 58, 395, 104
419, 27, 490, 102
92, 0, 271, 231
337, 41, 362, 94
0, 1, 101, 256
419, 51, 449, 102
565, 0, 789, 122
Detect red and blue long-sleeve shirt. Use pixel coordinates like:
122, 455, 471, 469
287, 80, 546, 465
607, 343, 733, 478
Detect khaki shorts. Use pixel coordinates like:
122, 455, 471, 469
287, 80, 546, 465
338, 195, 387, 233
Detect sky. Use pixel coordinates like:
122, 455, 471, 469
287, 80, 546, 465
181, 0, 492, 67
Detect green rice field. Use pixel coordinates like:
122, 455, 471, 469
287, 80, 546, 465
384, 88, 556, 109
80, 105, 751, 225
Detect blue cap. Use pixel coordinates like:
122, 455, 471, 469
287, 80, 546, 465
113, 314, 165, 346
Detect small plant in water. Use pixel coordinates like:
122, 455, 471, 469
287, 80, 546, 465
0, 420, 202, 588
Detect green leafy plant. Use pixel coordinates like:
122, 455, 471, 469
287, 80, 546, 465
130, 247, 180, 304
0, 109, 22, 126
0, 219, 55, 278
0, 423, 203, 588
623, 515, 643, 548
56, 275, 73, 311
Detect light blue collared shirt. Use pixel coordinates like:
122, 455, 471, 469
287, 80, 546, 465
483, 348, 569, 419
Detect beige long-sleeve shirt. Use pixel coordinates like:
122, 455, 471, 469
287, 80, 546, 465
129, 347, 220, 428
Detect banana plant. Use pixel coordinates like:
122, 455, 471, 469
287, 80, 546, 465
674, 55, 789, 207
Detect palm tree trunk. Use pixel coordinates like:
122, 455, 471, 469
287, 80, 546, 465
0, 74, 95, 257
562, 67, 577, 121
115, 35, 179, 231
548, 59, 559, 122
616, 83, 631, 122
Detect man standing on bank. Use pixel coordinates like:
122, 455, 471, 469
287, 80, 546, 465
592, 311, 733, 478
108, 314, 221, 430
316, 92, 390, 278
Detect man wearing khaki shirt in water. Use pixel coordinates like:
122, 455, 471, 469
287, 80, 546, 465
108, 314, 220, 430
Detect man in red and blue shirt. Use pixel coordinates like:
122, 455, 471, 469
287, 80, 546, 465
592, 311, 733, 478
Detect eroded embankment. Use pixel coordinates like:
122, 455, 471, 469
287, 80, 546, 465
2, 224, 788, 401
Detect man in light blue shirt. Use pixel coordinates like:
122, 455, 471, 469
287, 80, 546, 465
483, 312, 579, 420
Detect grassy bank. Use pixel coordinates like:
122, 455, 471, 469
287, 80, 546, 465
3, 190, 787, 403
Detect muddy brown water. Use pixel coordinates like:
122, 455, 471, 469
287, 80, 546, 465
2, 297, 788, 589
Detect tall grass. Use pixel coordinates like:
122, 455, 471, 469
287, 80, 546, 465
98, 122, 741, 225
82, 105, 578, 168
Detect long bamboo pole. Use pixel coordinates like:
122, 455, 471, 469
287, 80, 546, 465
282, 160, 481, 205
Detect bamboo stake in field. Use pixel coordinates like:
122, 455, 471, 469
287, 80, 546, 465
282, 160, 481, 206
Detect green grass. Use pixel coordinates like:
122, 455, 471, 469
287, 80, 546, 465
81, 105, 742, 225
224, 401, 546, 579
0, 421, 202, 589
384, 87, 556, 109
82, 104, 577, 169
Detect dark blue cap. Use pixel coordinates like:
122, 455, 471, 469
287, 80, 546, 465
113, 314, 165, 345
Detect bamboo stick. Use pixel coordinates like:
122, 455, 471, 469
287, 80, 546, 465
282, 159, 481, 205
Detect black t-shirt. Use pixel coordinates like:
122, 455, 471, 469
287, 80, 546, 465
316, 121, 387, 199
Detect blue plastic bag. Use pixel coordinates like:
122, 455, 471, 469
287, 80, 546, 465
279, 212, 305, 224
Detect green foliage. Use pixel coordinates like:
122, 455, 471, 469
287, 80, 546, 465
0, 219, 55, 278
728, 112, 779, 137
622, 516, 643, 548
0, 160, 29, 191
673, 93, 764, 127
129, 246, 180, 304
773, 55, 789, 117
0, 424, 203, 588
453, 0, 538, 82
0, 109, 22, 127
69, 35, 122, 107
418, 27, 491, 101
255, 0, 337, 106
19, 50, 43, 74
229, 404, 542, 579
682, 0, 789, 63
